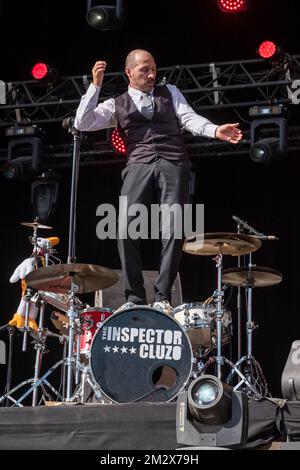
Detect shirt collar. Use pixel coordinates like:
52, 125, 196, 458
128, 86, 154, 100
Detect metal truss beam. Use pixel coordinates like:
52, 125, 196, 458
1, 56, 300, 128
1, 126, 300, 168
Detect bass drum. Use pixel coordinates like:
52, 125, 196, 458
90, 306, 193, 404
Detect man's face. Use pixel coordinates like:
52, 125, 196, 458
125, 53, 157, 92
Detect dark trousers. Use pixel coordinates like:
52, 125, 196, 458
117, 157, 190, 305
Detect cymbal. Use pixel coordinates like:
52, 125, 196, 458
222, 266, 283, 287
21, 222, 53, 229
183, 232, 262, 256
50, 311, 69, 335
25, 263, 119, 294
39, 291, 83, 313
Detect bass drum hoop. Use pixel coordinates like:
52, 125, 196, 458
89, 306, 193, 404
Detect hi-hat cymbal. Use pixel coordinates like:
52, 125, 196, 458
39, 291, 83, 313
21, 222, 53, 229
222, 266, 283, 287
183, 232, 262, 256
25, 263, 119, 294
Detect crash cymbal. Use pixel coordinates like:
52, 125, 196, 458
25, 263, 119, 294
50, 311, 69, 335
39, 291, 83, 313
183, 232, 262, 256
21, 222, 53, 229
222, 266, 283, 287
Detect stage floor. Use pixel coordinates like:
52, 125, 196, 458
1, 399, 300, 450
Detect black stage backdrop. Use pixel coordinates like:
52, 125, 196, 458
0, 150, 299, 398
1, 0, 300, 400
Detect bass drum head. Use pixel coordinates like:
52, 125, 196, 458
90, 306, 192, 404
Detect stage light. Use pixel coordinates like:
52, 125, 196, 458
2, 127, 43, 180
257, 41, 277, 60
86, 1, 124, 30
250, 137, 283, 163
257, 40, 286, 65
31, 62, 58, 86
31, 63, 49, 80
217, 0, 249, 13
31, 171, 60, 223
249, 105, 288, 164
176, 374, 248, 448
111, 128, 126, 155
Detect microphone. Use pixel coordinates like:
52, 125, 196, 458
232, 215, 279, 240
232, 215, 244, 225
62, 116, 75, 130
255, 235, 279, 240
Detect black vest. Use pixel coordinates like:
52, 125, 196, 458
114, 85, 188, 164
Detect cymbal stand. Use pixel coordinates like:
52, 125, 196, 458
235, 218, 243, 360
213, 252, 225, 379
21, 288, 32, 352
198, 250, 262, 399
65, 283, 79, 401
31, 240, 52, 406
0, 331, 66, 406
22, 220, 40, 352
226, 255, 270, 397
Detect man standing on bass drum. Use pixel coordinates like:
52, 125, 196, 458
75, 49, 243, 315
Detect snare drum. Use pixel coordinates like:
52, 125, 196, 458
90, 306, 193, 403
79, 307, 113, 356
174, 302, 232, 351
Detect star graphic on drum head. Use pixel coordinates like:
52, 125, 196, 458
121, 346, 128, 354
103, 345, 110, 352
129, 347, 136, 354
112, 346, 119, 353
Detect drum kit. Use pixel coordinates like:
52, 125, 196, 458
0, 215, 282, 406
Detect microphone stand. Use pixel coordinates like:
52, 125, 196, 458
63, 118, 82, 401
236, 220, 243, 362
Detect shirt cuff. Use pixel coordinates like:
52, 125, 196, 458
204, 123, 219, 138
88, 82, 101, 95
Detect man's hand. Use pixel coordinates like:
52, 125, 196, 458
92, 61, 107, 87
215, 123, 243, 144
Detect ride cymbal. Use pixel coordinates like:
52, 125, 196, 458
183, 232, 262, 256
222, 266, 283, 287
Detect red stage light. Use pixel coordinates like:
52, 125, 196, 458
111, 128, 126, 155
31, 63, 49, 80
217, 0, 249, 13
257, 41, 277, 60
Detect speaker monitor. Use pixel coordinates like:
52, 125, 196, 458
281, 340, 300, 400
95, 270, 182, 310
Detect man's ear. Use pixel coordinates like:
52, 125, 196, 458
125, 67, 131, 80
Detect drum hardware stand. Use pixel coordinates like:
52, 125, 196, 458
0, 339, 66, 407
232, 215, 243, 361
71, 362, 103, 403
198, 250, 262, 399
65, 285, 82, 401
229, 216, 273, 397
22, 216, 43, 353
22, 287, 34, 352
225, 262, 270, 398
